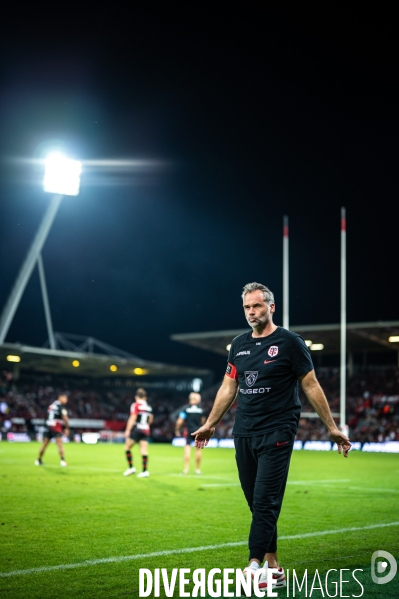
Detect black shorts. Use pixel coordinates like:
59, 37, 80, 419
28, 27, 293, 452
130, 429, 150, 443
185, 431, 196, 445
43, 427, 63, 440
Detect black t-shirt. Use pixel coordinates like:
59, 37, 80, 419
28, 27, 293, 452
226, 327, 313, 436
179, 405, 204, 432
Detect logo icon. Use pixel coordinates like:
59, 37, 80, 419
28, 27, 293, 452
264, 360, 276, 365
371, 550, 397, 585
268, 345, 278, 357
245, 371, 258, 387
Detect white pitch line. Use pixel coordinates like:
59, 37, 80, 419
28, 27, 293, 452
348, 486, 399, 493
201, 483, 241, 487
1, 521, 398, 579
288, 479, 351, 485
201, 479, 351, 488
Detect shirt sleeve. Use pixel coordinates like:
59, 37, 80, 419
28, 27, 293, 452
290, 335, 314, 378
130, 402, 138, 415
226, 340, 238, 380
178, 411, 186, 419
61, 408, 68, 416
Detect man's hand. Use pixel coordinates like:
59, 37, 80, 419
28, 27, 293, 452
192, 423, 216, 448
328, 427, 351, 458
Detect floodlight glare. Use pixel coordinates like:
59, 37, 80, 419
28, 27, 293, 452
388, 336, 399, 343
43, 152, 82, 196
226, 344, 231, 351
133, 367, 147, 375
310, 343, 324, 351
304, 340, 313, 347
7, 355, 21, 363
110, 364, 118, 372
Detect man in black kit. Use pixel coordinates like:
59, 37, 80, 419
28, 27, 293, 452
35, 393, 69, 467
175, 392, 205, 474
193, 282, 351, 591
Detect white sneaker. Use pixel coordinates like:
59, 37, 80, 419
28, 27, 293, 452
137, 471, 149, 478
257, 565, 287, 590
34, 459, 43, 466
123, 467, 136, 476
242, 562, 259, 580
60, 459, 68, 467
195, 469, 201, 475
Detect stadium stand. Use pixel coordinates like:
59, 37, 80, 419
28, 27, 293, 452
1, 366, 398, 444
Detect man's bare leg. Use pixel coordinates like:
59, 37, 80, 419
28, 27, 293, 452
195, 447, 202, 473
183, 444, 191, 473
55, 437, 65, 460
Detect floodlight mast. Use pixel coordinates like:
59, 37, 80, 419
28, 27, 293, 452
0, 153, 81, 346
282, 215, 289, 330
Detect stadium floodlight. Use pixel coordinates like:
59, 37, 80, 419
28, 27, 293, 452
304, 340, 312, 347
6, 355, 21, 363
0, 150, 82, 346
310, 343, 324, 351
388, 336, 399, 343
226, 344, 231, 351
43, 152, 82, 196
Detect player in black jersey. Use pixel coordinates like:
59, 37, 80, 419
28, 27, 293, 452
175, 392, 205, 474
123, 388, 153, 478
35, 393, 69, 467
193, 282, 351, 590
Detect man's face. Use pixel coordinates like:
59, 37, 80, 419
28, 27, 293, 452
243, 290, 275, 329
59, 395, 68, 404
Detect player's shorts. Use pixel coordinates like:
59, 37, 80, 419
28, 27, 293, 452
129, 429, 150, 443
43, 426, 63, 440
185, 430, 197, 445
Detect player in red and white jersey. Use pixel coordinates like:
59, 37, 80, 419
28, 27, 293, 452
123, 388, 153, 477
35, 393, 69, 467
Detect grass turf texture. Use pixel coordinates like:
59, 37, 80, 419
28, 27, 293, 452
0, 442, 398, 598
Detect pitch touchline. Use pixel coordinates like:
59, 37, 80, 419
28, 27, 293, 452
1, 521, 398, 579
201, 479, 351, 488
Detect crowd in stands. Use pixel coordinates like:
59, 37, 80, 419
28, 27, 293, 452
1, 367, 399, 444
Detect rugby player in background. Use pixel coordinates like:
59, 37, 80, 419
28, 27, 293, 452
35, 392, 69, 467
123, 388, 153, 478
175, 392, 205, 474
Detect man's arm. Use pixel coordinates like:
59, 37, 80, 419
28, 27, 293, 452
62, 413, 70, 437
300, 369, 351, 457
124, 414, 137, 437
175, 416, 185, 436
192, 375, 238, 448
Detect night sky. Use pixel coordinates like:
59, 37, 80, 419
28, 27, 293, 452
0, 6, 397, 377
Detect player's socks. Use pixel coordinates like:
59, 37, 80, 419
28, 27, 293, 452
126, 450, 133, 468
142, 455, 148, 471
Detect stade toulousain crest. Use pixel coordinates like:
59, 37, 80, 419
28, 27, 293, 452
268, 345, 279, 357
245, 371, 258, 387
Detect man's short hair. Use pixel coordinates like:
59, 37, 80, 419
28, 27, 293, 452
241, 282, 275, 305
135, 388, 147, 398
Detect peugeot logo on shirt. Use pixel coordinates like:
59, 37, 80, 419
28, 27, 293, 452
245, 371, 258, 387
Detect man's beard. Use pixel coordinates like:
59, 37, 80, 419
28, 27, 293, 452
247, 314, 270, 329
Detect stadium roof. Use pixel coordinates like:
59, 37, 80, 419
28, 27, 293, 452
171, 321, 399, 357
0, 333, 211, 378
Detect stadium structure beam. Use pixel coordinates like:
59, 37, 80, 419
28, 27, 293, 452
37, 253, 56, 350
0, 195, 63, 344
348, 328, 393, 350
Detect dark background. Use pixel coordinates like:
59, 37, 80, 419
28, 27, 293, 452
0, 5, 397, 376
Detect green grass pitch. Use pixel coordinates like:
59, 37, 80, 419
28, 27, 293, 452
0, 442, 398, 598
